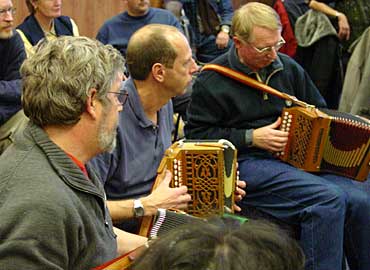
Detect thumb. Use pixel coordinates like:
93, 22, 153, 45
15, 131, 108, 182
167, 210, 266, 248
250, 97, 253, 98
268, 117, 281, 129
159, 170, 172, 187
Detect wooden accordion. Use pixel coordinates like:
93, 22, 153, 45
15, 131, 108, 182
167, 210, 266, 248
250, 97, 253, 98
139, 139, 238, 237
277, 107, 370, 181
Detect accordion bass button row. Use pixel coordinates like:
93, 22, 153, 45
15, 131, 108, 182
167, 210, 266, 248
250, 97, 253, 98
173, 159, 183, 186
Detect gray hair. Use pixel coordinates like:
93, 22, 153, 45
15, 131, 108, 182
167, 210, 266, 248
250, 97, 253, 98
21, 36, 125, 126
232, 2, 282, 43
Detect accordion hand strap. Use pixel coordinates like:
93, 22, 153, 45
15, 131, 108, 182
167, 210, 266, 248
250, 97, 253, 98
202, 64, 313, 108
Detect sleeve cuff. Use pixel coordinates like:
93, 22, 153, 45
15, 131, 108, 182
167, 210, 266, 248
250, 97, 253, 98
244, 129, 254, 147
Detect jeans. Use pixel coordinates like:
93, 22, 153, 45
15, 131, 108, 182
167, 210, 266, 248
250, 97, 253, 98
239, 157, 370, 270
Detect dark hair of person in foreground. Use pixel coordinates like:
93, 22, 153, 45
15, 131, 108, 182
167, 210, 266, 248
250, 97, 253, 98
130, 216, 305, 270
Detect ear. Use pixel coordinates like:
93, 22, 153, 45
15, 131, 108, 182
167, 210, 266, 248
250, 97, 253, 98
233, 36, 243, 50
31, 0, 38, 9
152, 63, 165, 83
86, 88, 98, 120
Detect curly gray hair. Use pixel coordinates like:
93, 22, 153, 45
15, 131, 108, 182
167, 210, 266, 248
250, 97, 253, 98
21, 36, 125, 126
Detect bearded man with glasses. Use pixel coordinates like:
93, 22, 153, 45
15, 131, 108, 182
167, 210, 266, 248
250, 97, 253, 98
0, 36, 148, 269
185, 2, 370, 270
0, 0, 27, 155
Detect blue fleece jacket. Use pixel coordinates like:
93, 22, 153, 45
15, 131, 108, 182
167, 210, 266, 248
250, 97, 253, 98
0, 31, 26, 126
185, 45, 327, 159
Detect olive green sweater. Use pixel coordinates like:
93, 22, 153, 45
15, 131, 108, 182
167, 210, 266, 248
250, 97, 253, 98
0, 123, 117, 269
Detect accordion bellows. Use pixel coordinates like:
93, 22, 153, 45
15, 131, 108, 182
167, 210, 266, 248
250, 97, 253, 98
277, 107, 370, 181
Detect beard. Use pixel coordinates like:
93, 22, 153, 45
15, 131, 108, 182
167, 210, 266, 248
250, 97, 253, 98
0, 28, 13, 39
98, 127, 117, 153
97, 109, 118, 153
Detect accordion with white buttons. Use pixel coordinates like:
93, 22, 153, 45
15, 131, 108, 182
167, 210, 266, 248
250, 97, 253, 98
139, 139, 238, 237
277, 107, 370, 181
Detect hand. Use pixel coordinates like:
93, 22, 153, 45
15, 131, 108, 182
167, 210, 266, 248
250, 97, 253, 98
252, 117, 289, 153
142, 170, 191, 215
215, 31, 230, 49
233, 180, 247, 212
337, 13, 350, 41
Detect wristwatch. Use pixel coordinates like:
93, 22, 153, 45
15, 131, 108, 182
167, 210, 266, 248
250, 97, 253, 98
221, 25, 230, 34
133, 199, 145, 218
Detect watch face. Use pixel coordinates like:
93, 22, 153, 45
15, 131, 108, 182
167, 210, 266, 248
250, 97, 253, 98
134, 200, 145, 217
135, 206, 144, 217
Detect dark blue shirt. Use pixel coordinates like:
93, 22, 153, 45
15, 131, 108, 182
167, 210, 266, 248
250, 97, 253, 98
96, 7, 182, 57
89, 77, 174, 199
0, 31, 25, 125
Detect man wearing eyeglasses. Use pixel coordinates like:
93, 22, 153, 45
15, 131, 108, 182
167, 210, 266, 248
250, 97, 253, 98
0, 0, 27, 155
0, 36, 148, 269
185, 3, 370, 270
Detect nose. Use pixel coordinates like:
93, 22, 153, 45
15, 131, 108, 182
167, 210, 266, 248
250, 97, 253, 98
4, 10, 14, 21
190, 58, 199, 74
267, 47, 278, 60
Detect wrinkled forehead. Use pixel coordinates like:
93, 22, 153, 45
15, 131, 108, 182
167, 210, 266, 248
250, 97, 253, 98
250, 26, 281, 44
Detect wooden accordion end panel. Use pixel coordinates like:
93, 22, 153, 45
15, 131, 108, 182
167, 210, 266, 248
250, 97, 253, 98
158, 139, 238, 217
277, 107, 370, 181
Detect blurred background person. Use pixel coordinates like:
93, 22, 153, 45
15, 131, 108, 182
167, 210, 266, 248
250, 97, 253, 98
16, 0, 79, 56
0, 0, 27, 155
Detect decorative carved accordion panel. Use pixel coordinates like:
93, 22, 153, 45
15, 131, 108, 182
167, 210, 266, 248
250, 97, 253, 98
161, 140, 238, 217
278, 107, 370, 181
139, 140, 238, 237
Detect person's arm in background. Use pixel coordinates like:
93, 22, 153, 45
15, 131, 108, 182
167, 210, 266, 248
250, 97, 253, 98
215, 0, 234, 49
308, 0, 350, 41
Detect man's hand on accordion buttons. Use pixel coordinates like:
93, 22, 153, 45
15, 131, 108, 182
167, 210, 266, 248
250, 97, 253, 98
142, 170, 192, 215
234, 180, 247, 212
252, 117, 289, 153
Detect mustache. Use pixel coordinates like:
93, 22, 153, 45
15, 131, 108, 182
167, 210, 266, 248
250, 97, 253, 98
2, 23, 13, 28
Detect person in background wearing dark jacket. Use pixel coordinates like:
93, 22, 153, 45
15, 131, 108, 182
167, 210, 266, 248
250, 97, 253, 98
0, 0, 27, 155
180, 0, 234, 63
0, 36, 147, 269
16, 0, 79, 57
185, 3, 370, 270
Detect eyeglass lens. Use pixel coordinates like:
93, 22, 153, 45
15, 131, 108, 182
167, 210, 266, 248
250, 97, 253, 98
0, 7, 16, 16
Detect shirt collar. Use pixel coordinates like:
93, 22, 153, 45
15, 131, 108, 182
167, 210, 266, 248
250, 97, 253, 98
123, 77, 157, 128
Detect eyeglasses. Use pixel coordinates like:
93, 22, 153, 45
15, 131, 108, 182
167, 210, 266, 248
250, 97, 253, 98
0, 7, 16, 18
107, 90, 129, 106
248, 37, 286, 54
